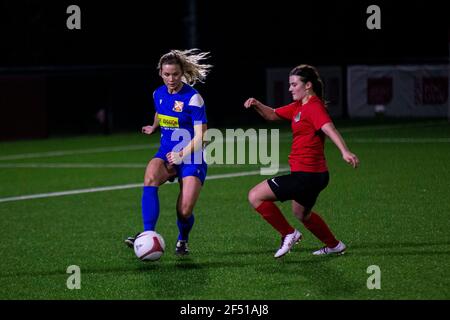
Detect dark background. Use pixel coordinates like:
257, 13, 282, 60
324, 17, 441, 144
0, 0, 448, 139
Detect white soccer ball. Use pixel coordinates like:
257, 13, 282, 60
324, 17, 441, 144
133, 231, 166, 261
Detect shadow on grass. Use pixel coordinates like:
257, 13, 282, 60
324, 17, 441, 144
345, 240, 450, 257
218, 240, 450, 258
267, 253, 361, 298
0, 255, 203, 278
0, 251, 336, 280
349, 240, 450, 249
5, 240, 448, 299
6, 240, 448, 280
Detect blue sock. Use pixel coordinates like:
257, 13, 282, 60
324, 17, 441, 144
142, 186, 159, 231
177, 214, 195, 241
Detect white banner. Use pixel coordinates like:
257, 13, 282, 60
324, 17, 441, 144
348, 65, 449, 118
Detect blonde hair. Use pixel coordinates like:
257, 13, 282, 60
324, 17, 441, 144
157, 49, 213, 86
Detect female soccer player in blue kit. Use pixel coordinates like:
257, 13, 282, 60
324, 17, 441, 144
125, 49, 212, 255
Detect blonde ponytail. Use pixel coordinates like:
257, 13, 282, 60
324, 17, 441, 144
158, 49, 213, 86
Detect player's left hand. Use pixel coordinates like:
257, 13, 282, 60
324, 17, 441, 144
343, 151, 360, 168
166, 151, 183, 165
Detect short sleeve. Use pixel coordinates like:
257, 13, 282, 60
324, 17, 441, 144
152, 90, 159, 112
189, 93, 207, 124
275, 103, 296, 120
310, 103, 332, 130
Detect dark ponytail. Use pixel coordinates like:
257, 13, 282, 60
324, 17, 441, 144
289, 64, 326, 105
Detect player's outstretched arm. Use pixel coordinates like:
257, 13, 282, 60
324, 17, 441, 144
244, 98, 282, 121
142, 112, 160, 134
321, 122, 360, 168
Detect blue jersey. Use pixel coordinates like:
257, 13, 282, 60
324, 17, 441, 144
153, 83, 207, 161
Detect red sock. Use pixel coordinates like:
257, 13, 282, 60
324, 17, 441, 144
255, 201, 295, 237
302, 212, 339, 248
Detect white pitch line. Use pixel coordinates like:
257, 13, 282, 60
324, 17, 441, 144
345, 138, 450, 143
279, 137, 450, 143
0, 183, 143, 203
0, 144, 158, 161
0, 163, 145, 169
0, 163, 265, 169
337, 121, 447, 133
0, 168, 289, 203
1, 121, 446, 161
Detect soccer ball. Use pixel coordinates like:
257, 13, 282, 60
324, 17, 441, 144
133, 231, 166, 261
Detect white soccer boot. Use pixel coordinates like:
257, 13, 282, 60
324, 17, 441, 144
312, 241, 346, 256
274, 229, 302, 258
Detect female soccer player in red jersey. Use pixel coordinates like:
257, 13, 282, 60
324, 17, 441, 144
244, 64, 359, 258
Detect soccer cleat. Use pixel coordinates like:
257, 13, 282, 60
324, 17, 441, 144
175, 240, 189, 256
312, 241, 347, 256
124, 232, 141, 248
274, 229, 302, 258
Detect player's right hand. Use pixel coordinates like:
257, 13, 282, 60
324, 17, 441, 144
142, 125, 155, 135
244, 98, 260, 109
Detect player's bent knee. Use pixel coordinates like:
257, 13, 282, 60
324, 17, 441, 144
248, 188, 260, 208
177, 204, 194, 219
144, 174, 160, 186
177, 207, 193, 219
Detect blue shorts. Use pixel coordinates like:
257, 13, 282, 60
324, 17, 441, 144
154, 150, 208, 185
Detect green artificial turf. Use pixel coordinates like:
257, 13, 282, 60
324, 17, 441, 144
1, 120, 449, 299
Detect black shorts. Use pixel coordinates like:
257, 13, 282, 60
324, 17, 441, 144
267, 171, 329, 209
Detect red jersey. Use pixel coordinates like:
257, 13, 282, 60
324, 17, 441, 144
275, 96, 332, 172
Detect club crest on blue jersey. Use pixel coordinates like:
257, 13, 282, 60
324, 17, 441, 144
173, 101, 184, 112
